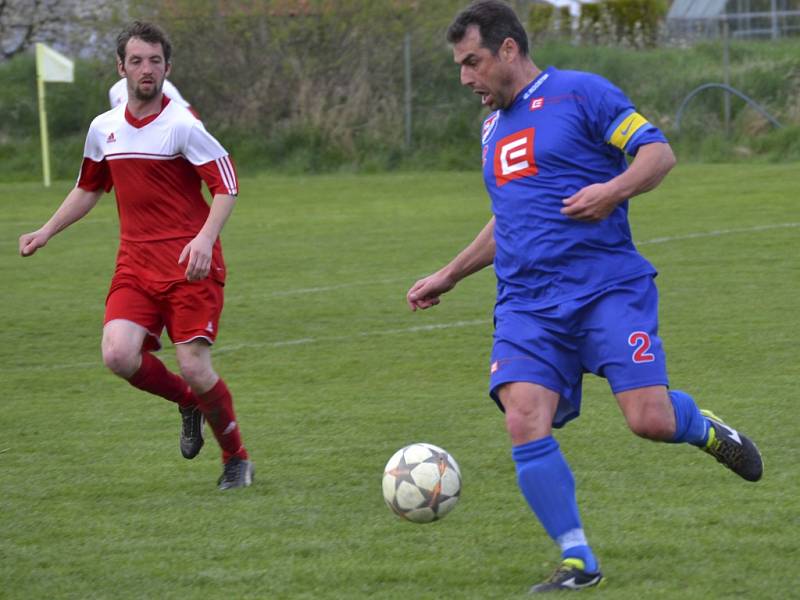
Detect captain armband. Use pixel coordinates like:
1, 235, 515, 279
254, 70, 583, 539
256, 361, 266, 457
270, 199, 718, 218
606, 111, 652, 153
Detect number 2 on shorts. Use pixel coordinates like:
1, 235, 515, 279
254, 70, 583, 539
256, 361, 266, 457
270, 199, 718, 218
628, 331, 655, 363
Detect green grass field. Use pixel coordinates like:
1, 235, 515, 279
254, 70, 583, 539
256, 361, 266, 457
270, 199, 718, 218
1, 165, 798, 599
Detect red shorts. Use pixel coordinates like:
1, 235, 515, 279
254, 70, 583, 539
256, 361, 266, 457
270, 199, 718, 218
105, 273, 224, 352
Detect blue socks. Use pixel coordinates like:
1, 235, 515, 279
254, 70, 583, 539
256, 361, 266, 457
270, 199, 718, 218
511, 391, 706, 575
668, 389, 709, 446
513, 436, 598, 574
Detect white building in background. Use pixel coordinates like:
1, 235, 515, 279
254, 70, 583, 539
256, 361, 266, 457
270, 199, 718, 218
532, 0, 599, 17
667, 0, 800, 40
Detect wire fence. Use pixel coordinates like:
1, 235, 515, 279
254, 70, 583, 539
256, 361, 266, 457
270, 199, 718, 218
667, 10, 800, 43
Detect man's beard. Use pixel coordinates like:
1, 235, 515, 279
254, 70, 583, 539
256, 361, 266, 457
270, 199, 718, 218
133, 80, 162, 101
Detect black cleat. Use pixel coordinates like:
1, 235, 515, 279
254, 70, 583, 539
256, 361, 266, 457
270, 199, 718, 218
529, 559, 604, 593
179, 405, 205, 459
218, 457, 254, 491
701, 410, 763, 482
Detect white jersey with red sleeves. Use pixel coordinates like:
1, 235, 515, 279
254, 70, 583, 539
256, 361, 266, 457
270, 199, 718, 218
77, 96, 237, 243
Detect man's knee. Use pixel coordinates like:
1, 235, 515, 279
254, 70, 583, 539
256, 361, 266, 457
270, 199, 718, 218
618, 388, 675, 441
175, 344, 216, 391
499, 383, 559, 445
177, 359, 212, 387
101, 341, 140, 378
627, 415, 674, 440
102, 320, 147, 378
504, 403, 538, 441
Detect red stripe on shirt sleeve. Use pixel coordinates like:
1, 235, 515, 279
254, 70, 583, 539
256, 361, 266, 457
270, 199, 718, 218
77, 157, 113, 192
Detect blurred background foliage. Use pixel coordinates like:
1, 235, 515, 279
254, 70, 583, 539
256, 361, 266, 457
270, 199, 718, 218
0, 0, 798, 181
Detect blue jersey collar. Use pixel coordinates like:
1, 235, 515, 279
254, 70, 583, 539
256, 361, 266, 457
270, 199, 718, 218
510, 66, 555, 111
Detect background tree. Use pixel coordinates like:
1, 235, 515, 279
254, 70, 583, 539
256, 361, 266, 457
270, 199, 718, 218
0, 0, 122, 62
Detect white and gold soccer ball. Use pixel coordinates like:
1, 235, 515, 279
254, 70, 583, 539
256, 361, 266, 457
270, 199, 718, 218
382, 443, 461, 523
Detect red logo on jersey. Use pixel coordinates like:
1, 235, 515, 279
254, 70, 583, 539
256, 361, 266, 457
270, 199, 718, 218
106, 132, 116, 143
494, 128, 537, 186
530, 97, 545, 111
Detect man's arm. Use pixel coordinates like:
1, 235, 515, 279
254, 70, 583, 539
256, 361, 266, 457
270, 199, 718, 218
19, 187, 104, 256
406, 216, 496, 311
560, 142, 677, 222
178, 193, 236, 281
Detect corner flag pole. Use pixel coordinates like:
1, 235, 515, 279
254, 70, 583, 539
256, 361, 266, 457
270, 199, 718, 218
35, 45, 52, 187
35, 43, 74, 188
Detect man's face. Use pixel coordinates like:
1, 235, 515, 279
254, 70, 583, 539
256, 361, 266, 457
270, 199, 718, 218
118, 37, 170, 102
452, 25, 514, 111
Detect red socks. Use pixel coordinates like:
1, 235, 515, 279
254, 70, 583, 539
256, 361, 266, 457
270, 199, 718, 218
127, 352, 196, 408
128, 355, 246, 463
196, 378, 248, 463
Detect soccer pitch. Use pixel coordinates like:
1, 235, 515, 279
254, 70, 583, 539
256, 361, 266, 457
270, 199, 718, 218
2, 164, 798, 599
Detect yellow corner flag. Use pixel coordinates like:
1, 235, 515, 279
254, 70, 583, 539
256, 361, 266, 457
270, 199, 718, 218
35, 43, 75, 187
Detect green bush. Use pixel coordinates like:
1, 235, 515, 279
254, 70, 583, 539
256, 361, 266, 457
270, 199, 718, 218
0, 3, 797, 182
527, 3, 555, 39
0, 55, 112, 141
579, 0, 668, 48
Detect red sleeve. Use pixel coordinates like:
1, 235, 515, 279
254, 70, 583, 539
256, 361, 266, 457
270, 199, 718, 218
195, 155, 238, 196
77, 157, 113, 192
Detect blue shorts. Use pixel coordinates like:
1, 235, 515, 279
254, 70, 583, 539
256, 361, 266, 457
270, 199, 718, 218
489, 275, 669, 428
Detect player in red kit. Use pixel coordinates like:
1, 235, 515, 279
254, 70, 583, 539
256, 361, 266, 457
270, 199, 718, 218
19, 22, 253, 491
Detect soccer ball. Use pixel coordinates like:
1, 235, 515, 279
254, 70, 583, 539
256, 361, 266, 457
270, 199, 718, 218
382, 442, 461, 523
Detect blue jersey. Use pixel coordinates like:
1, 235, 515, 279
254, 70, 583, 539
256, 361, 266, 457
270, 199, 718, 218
481, 66, 668, 312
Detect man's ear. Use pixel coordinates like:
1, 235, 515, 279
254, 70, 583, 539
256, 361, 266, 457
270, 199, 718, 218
501, 37, 519, 62
117, 60, 126, 78
165, 62, 172, 78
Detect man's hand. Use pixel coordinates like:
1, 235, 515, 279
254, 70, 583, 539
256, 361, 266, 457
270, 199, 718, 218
560, 182, 621, 222
406, 271, 456, 311
178, 234, 214, 281
19, 229, 50, 257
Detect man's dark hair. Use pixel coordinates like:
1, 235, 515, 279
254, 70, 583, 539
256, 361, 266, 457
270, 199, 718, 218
447, 0, 529, 56
116, 21, 172, 64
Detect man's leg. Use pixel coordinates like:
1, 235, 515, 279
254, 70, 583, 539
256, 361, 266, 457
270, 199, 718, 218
499, 382, 604, 592
616, 385, 762, 481
102, 319, 203, 458
174, 340, 252, 490
103, 319, 195, 407
581, 276, 762, 481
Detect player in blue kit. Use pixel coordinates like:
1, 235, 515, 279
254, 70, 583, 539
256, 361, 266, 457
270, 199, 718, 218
406, 0, 763, 593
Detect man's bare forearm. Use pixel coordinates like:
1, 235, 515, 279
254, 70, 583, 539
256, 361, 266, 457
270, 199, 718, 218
41, 187, 104, 239
608, 143, 676, 201
441, 216, 496, 283
197, 193, 236, 241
